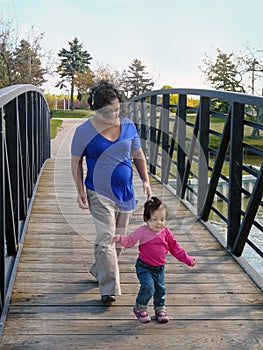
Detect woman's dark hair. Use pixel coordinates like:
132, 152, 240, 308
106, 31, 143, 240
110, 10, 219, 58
88, 80, 122, 110
143, 196, 166, 222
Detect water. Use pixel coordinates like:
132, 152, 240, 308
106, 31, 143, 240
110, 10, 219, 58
209, 199, 263, 279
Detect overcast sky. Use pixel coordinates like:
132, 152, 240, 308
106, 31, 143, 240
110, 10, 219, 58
1, 0, 262, 94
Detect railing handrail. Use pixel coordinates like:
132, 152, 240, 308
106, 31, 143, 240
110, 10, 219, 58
0, 84, 47, 108
130, 87, 263, 106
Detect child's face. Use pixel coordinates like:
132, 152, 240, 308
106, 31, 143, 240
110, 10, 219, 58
147, 207, 166, 232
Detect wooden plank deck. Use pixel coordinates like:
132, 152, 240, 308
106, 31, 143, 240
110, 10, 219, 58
1, 120, 263, 350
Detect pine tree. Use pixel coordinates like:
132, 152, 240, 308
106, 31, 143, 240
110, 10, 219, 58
200, 48, 244, 93
127, 58, 154, 98
0, 35, 47, 87
12, 39, 47, 86
200, 48, 245, 113
0, 43, 12, 88
57, 37, 92, 109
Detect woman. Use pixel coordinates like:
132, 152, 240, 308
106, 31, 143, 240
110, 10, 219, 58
71, 80, 152, 303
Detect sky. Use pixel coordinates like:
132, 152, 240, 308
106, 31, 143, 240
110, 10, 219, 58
0, 0, 263, 94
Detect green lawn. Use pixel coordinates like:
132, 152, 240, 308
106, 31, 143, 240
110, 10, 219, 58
50, 119, 63, 139
51, 109, 94, 118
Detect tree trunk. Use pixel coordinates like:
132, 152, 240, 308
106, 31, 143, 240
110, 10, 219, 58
70, 82, 75, 110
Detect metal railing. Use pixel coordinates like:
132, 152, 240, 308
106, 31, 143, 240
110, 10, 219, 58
129, 88, 263, 280
0, 84, 50, 321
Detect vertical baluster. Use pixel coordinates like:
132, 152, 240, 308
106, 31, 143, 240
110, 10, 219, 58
228, 102, 244, 250
5, 99, 18, 254
27, 92, 34, 197
161, 94, 169, 184
18, 94, 27, 222
0, 107, 5, 313
149, 95, 157, 175
33, 92, 39, 181
140, 97, 147, 154
198, 96, 210, 215
177, 94, 187, 197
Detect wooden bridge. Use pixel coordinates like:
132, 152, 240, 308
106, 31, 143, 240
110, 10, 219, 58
0, 118, 262, 349
1, 85, 263, 349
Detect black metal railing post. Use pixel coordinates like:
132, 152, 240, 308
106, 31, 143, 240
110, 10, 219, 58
18, 94, 27, 221
27, 91, 34, 197
161, 94, 170, 184
140, 97, 147, 154
5, 99, 19, 254
33, 91, 39, 180
198, 96, 210, 215
228, 102, 245, 250
0, 108, 5, 315
176, 94, 187, 197
149, 95, 157, 175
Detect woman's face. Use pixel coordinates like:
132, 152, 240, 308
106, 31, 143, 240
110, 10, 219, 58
99, 98, 121, 122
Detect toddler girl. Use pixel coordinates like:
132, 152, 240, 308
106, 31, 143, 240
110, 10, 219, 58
111, 197, 195, 323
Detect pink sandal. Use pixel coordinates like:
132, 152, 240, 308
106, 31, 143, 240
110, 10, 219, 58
133, 306, 151, 323
155, 309, 169, 323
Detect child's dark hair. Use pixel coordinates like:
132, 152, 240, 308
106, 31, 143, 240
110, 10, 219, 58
143, 197, 166, 222
88, 80, 122, 110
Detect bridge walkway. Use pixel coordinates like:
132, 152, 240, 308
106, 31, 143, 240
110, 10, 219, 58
0, 119, 262, 350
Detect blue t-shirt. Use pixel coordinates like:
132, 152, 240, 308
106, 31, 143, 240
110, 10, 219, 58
71, 117, 141, 210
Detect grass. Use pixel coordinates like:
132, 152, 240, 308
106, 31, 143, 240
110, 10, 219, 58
51, 109, 94, 118
50, 119, 63, 139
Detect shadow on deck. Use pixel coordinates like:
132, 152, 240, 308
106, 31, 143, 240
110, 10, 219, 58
0, 120, 263, 350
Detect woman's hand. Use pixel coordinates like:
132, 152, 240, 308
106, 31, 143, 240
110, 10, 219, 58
132, 148, 152, 200
71, 156, 88, 209
77, 192, 89, 209
142, 180, 152, 200
111, 234, 121, 245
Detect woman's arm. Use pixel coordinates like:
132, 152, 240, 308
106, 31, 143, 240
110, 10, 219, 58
71, 155, 89, 209
132, 148, 152, 199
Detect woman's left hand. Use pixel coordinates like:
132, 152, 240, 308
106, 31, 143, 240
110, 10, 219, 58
142, 180, 152, 200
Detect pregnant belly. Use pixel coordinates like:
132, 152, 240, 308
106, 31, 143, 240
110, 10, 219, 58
111, 164, 133, 201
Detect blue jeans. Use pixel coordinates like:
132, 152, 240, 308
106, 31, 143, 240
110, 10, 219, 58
135, 258, 166, 310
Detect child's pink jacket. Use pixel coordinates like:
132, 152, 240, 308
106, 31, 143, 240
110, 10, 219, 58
117, 225, 195, 266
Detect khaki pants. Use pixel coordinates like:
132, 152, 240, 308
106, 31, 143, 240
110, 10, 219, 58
87, 189, 132, 296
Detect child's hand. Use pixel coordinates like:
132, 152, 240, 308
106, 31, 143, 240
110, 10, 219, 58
111, 234, 121, 245
190, 259, 196, 267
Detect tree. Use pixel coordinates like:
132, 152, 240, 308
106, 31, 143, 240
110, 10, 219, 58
12, 39, 47, 85
93, 64, 130, 101
0, 22, 48, 88
56, 37, 92, 110
200, 48, 246, 113
0, 42, 12, 87
126, 58, 154, 98
74, 70, 94, 102
200, 48, 245, 93
118, 70, 130, 100
93, 63, 122, 87
200, 47, 263, 137
162, 85, 178, 104
239, 46, 263, 95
